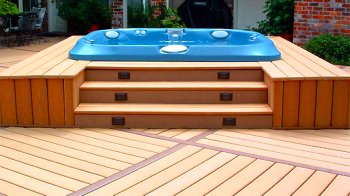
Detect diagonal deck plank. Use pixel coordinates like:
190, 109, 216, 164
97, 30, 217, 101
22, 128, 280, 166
1, 127, 349, 195
206, 159, 274, 196
293, 171, 336, 196
147, 152, 236, 195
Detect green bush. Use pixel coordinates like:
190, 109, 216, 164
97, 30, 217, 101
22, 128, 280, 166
127, 4, 184, 28
58, 0, 111, 34
252, 0, 294, 35
0, 0, 19, 16
304, 34, 350, 66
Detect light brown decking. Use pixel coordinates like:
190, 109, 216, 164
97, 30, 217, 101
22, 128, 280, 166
0, 36, 349, 129
0, 127, 349, 195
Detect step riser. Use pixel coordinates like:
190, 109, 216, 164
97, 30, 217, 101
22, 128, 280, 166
75, 115, 272, 129
80, 90, 268, 104
85, 69, 264, 81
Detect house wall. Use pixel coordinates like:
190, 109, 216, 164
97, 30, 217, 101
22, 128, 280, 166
294, 0, 350, 45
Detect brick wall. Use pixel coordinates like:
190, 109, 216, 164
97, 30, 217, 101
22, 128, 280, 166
294, 0, 350, 45
110, 0, 124, 28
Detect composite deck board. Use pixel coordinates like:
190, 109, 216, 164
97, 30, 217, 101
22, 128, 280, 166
0, 145, 103, 184
143, 129, 168, 134
75, 103, 273, 115
272, 38, 337, 79
321, 175, 350, 196
274, 47, 320, 79
207, 159, 274, 196
87, 146, 201, 195
60, 128, 167, 153
273, 37, 350, 78
264, 167, 315, 196
216, 130, 350, 160
0, 155, 87, 191
157, 129, 189, 137
32, 128, 155, 158
89, 128, 176, 148
234, 129, 350, 156
173, 129, 208, 140
14, 79, 33, 125
11, 39, 77, 78
86, 61, 262, 70
260, 62, 287, 80
60, 60, 90, 78
0, 166, 71, 195
0, 132, 117, 177
1, 128, 130, 171
282, 81, 300, 127
0, 179, 43, 196
7, 127, 143, 164
293, 171, 336, 196
80, 81, 268, 91
47, 79, 65, 126
298, 80, 317, 127
31, 79, 49, 125
43, 59, 76, 78
236, 163, 294, 195
117, 149, 218, 196
177, 156, 255, 196
332, 80, 350, 127
207, 133, 350, 166
287, 129, 350, 141
198, 138, 350, 173
147, 152, 236, 196
0, 36, 80, 78
0, 79, 17, 125
271, 60, 304, 79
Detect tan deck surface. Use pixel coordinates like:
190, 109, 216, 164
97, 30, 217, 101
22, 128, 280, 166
0, 36, 349, 80
0, 127, 349, 195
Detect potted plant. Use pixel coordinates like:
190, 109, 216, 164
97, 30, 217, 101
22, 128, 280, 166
58, 0, 111, 35
251, 0, 294, 41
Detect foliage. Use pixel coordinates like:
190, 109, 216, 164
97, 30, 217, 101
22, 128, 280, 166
304, 34, 350, 66
251, 0, 294, 35
128, 3, 184, 28
58, 0, 111, 34
161, 9, 185, 28
0, 0, 19, 16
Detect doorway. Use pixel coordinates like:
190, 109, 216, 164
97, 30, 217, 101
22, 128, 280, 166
48, 0, 67, 32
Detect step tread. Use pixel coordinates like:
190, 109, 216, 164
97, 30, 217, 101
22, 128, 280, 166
75, 103, 272, 115
87, 62, 262, 70
80, 81, 268, 91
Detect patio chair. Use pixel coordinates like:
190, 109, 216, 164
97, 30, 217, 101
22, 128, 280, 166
0, 15, 22, 47
18, 13, 36, 45
31, 7, 46, 43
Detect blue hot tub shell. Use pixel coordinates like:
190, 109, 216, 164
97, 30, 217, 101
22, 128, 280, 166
69, 28, 281, 62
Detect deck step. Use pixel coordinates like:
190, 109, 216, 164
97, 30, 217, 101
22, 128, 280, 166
80, 81, 268, 91
75, 103, 272, 115
74, 103, 272, 129
85, 69, 264, 81
79, 81, 268, 104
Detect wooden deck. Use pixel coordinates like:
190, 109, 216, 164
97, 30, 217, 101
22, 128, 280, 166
0, 127, 349, 195
0, 36, 349, 129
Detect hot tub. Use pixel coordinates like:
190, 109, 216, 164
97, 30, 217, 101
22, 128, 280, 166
69, 28, 281, 62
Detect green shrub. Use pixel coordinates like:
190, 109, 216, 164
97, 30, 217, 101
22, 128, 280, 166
58, 0, 111, 34
127, 4, 184, 28
0, 0, 19, 16
304, 34, 350, 66
252, 0, 294, 35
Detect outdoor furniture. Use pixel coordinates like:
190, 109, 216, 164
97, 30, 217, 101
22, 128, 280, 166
31, 7, 46, 43
17, 12, 36, 45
